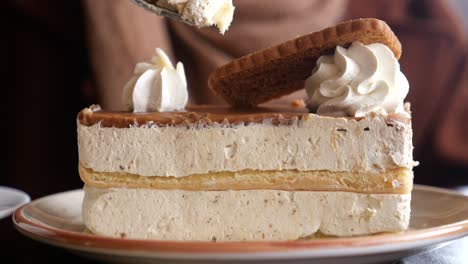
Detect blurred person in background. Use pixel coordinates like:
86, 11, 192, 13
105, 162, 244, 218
3, 0, 467, 201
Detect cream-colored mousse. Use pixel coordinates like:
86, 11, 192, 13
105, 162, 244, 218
83, 185, 411, 241
77, 113, 414, 177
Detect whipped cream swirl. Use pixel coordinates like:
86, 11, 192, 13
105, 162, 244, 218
122, 48, 188, 112
305, 41, 409, 117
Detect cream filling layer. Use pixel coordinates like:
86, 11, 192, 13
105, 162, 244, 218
82, 186, 411, 241
77, 113, 414, 177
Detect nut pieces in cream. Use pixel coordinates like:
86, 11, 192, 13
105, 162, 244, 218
122, 48, 188, 112
305, 41, 409, 117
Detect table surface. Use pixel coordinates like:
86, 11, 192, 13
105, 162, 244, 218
2, 186, 468, 264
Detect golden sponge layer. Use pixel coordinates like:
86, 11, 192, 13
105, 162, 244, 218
79, 164, 413, 194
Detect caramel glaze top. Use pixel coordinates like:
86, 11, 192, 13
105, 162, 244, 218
77, 104, 410, 128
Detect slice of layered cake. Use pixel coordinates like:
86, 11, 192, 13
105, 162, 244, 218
77, 18, 416, 241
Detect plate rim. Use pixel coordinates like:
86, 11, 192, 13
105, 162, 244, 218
0, 185, 31, 220
12, 185, 468, 258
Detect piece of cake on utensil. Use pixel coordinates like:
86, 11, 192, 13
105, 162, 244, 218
151, 0, 235, 34
77, 18, 416, 241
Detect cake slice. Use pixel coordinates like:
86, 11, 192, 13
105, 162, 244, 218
78, 105, 413, 240
77, 18, 415, 241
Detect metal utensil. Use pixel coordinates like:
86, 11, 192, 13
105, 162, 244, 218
131, 0, 195, 26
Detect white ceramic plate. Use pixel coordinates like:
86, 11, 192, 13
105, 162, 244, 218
13, 185, 468, 264
0, 186, 30, 220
